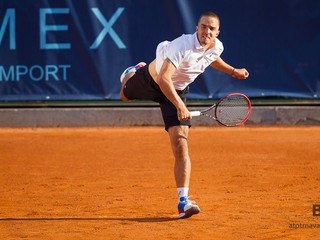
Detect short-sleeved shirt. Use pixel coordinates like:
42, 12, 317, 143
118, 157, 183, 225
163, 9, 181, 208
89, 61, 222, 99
155, 33, 224, 90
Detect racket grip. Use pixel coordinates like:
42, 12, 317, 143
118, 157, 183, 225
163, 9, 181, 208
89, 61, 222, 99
190, 111, 201, 117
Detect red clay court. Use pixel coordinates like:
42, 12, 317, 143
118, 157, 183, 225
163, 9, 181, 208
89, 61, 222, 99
0, 126, 319, 239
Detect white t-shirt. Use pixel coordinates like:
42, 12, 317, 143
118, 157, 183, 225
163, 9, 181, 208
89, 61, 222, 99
156, 33, 224, 90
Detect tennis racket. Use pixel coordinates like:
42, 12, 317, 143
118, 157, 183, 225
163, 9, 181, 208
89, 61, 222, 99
190, 93, 251, 127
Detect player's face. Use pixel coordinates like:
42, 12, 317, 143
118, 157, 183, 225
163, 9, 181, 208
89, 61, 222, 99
196, 16, 220, 49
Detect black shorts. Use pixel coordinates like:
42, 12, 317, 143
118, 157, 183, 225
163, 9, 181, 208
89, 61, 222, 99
123, 65, 191, 131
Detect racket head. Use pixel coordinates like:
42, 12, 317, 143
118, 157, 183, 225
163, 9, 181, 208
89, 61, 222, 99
214, 93, 251, 127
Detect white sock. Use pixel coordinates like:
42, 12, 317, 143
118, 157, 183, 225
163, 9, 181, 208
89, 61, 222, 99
177, 187, 189, 201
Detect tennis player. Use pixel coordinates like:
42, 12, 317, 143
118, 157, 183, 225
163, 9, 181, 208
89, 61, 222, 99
119, 11, 249, 219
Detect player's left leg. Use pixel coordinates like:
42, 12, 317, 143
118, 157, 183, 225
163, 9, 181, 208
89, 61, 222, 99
168, 125, 191, 188
168, 125, 200, 219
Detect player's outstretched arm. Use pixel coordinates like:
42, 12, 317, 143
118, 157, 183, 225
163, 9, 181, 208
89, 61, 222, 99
210, 57, 249, 80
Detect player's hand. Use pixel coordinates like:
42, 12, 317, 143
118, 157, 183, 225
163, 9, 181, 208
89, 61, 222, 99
177, 104, 191, 121
232, 68, 249, 80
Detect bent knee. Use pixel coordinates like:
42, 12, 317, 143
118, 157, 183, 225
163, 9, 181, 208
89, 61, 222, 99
120, 90, 131, 102
119, 72, 136, 102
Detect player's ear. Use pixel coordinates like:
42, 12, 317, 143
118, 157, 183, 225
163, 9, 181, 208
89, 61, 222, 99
216, 30, 220, 37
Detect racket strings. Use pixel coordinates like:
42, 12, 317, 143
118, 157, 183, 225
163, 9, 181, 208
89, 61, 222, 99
216, 96, 250, 126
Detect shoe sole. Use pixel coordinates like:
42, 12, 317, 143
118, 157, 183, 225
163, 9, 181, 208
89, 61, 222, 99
120, 62, 146, 83
178, 206, 200, 219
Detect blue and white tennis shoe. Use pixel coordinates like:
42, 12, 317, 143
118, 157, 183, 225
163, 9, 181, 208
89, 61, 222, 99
120, 62, 146, 82
178, 196, 200, 219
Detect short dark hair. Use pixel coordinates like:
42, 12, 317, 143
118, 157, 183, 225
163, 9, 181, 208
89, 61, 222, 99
198, 11, 220, 24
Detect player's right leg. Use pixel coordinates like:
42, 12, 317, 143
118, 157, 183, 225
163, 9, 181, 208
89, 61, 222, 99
119, 62, 146, 101
120, 72, 135, 102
